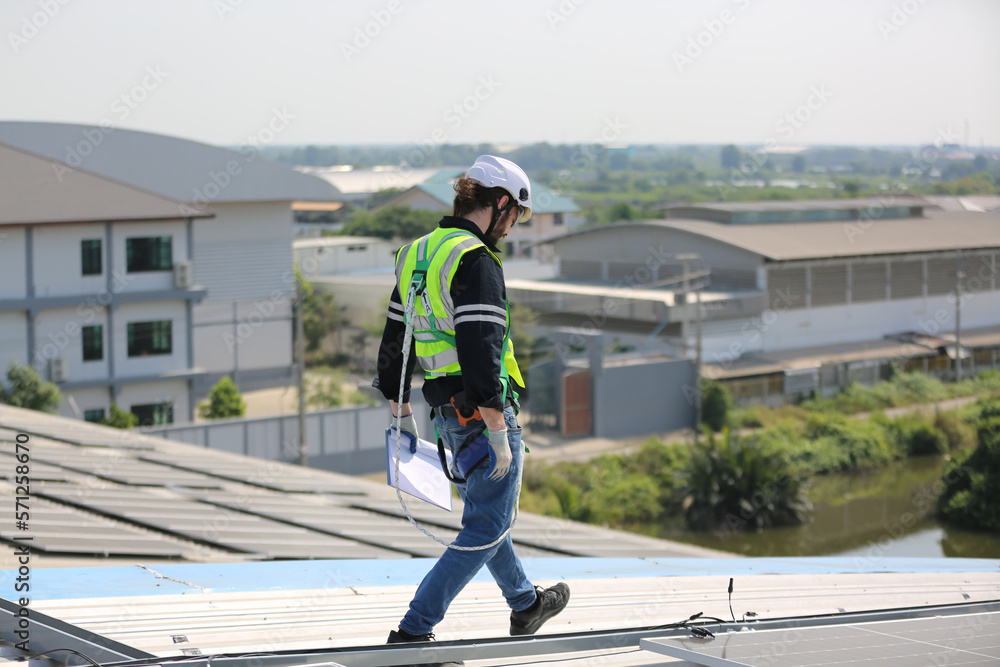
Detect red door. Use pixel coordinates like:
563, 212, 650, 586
561, 370, 592, 436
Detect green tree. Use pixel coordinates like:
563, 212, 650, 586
509, 302, 540, 366
720, 144, 742, 169
605, 201, 636, 222
840, 180, 862, 198
936, 397, 1000, 533
683, 429, 812, 532
339, 205, 440, 241
0, 361, 61, 413
199, 376, 246, 419
295, 267, 346, 354
102, 403, 138, 429
701, 379, 733, 432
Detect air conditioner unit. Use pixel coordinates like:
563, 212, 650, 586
173, 260, 193, 289
50, 357, 68, 383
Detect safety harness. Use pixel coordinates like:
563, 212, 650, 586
392, 229, 522, 552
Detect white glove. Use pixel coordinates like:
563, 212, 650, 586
486, 428, 512, 481
394, 413, 419, 451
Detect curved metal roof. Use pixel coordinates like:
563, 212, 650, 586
0, 121, 340, 205
547, 210, 1000, 262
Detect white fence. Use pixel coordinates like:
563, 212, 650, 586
141, 398, 436, 475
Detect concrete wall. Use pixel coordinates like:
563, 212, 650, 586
294, 239, 397, 277
32, 223, 110, 298
143, 396, 435, 476
695, 289, 1000, 362
191, 201, 295, 392
0, 312, 28, 368
593, 356, 696, 439
0, 227, 26, 299
33, 306, 109, 383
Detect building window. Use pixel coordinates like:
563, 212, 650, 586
81, 239, 102, 275
131, 402, 173, 426
553, 213, 564, 226
82, 325, 103, 361
83, 408, 105, 423
126, 236, 172, 272
127, 320, 172, 357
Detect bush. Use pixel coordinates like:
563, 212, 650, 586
731, 404, 809, 430
881, 412, 948, 456
801, 372, 951, 415
933, 409, 977, 451
701, 380, 733, 432
802, 412, 898, 471
519, 439, 690, 528
102, 403, 138, 429
626, 439, 690, 510
0, 361, 61, 413
199, 376, 246, 420
682, 429, 812, 532
936, 397, 1000, 533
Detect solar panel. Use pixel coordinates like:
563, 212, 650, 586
1, 438, 226, 488
186, 487, 455, 558
642, 611, 1000, 666
139, 450, 370, 495
0, 482, 192, 557
34, 480, 402, 560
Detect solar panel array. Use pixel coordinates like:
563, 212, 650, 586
0, 406, 726, 562
642, 611, 1000, 667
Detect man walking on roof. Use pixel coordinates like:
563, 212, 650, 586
374, 155, 570, 649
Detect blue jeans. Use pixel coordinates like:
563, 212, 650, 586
399, 406, 536, 635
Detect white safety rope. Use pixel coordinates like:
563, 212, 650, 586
393, 282, 521, 551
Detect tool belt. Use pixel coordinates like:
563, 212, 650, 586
437, 426, 490, 486
431, 391, 511, 424
432, 391, 511, 486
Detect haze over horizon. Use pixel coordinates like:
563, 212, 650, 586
3, 0, 998, 150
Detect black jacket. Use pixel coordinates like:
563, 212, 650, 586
373, 216, 520, 411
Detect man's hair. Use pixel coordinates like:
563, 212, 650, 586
453, 177, 508, 219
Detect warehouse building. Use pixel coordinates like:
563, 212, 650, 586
528, 197, 1000, 406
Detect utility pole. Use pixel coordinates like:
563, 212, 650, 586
955, 256, 964, 382
695, 286, 703, 438
296, 276, 308, 466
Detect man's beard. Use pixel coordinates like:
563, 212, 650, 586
486, 226, 506, 247
486, 213, 513, 247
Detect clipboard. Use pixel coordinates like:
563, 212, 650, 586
385, 428, 453, 511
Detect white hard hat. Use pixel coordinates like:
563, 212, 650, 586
466, 155, 532, 223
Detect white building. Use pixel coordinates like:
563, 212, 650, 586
0, 122, 340, 424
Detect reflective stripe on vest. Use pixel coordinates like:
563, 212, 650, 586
396, 228, 524, 388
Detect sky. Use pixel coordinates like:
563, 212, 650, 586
2, 0, 999, 151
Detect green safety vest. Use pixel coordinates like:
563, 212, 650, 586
395, 227, 524, 398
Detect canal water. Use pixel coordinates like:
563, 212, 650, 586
651, 454, 1000, 559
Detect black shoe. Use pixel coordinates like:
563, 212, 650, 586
386, 629, 464, 667
510, 583, 571, 636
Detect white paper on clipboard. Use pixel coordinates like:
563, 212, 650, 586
385, 428, 453, 511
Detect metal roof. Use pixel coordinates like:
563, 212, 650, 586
293, 236, 387, 248
547, 211, 1000, 262
410, 181, 581, 215
299, 167, 459, 195
0, 143, 210, 225
12, 558, 1000, 666
0, 122, 340, 204
701, 324, 1000, 380
663, 196, 928, 214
